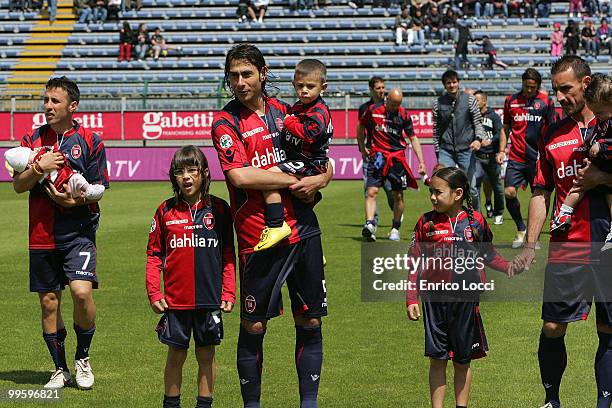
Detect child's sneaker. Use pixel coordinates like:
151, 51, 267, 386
44, 369, 71, 389
602, 230, 612, 252
74, 357, 94, 389
362, 222, 377, 242
388, 228, 400, 241
550, 212, 572, 235
512, 230, 526, 249
254, 221, 291, 251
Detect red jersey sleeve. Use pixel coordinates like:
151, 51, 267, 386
212, 112, 250, 172
406, 216, 425, 306
503, 95, 511, 127
283, 107, 329, 144
85, 133, 110, 188
402, 111, 415, 139
220, 200, 237, 304
545, 96, 557, 127
534, 129, 555, 191
478, 215, 509, 273
359, 106, 373, 127
145, 207, 165, 304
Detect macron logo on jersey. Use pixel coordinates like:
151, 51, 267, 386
251, 146, 286, 168
169, 233, 219, 249
513, 113, 542, 122
548, 139, 579, 151
242, 127, 264, 138
556, 160, 582, 179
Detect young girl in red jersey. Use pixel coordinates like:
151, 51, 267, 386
406, 166, 519, 408
146, 146, 236, 408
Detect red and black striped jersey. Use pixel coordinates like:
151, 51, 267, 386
406, 210, 509, 305
212, 97, 321, 255
19, 121, 109, 250
146, 195, 236, 309
534, 116, 611, 262
359, 102, 415, 155
282, 96, 332, 164
358, 98, 377, 148
503, 90, 556, 163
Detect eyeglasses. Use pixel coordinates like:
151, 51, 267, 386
173, 167, 200, 178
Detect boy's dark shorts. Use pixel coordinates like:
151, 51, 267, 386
156, 309, 223, 349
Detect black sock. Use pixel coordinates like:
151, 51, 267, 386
295, 325, 323, 408
163, 395, 181, 408
456, 406, 468, 408
538, 331, 566, 407
595, 331, 612, 408
196, 395, 213, 408
506, 196, 526, 231
237, 326, 265, 408
74, 324, 95, 360
485, 200, 492, 207
264, 203, 285, 228
367, 219, 376, 226
42, 328, 69, 371
392, 219, 401, 230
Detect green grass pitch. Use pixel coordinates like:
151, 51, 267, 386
0, 180, 600, 407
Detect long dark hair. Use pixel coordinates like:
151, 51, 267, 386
223, 43, 271, 97
169, 145, 211, 204
432, 166, 480, 242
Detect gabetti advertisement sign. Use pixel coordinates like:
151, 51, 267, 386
0, 146, 438, 182
0, 109, 439, 141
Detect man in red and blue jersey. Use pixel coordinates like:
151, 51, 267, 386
357, 88, 426, 242
211, 44, 332, 408
503, 68, 557, 248
12, 77, 109, 390
517, 56, 612, 408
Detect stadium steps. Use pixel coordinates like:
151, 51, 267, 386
2, 0, 75, 97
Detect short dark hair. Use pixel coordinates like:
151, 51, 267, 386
169, 145, 211, 202
294, 59, 327, 83
223, 44, 269, 97
46, 76, 80, 103
551, 55, 591, 81
368, 76, 384, 89
522, 67, 542, 88
474, 90, 487, 100
585, 73, 612, 105
441, 70, 459, 84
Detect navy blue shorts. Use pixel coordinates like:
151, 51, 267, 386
542, 262, 612, 325
422, 301, 488, 364
504, 159, 536, 190
278, 159, 327, 177
365, 160, 409, 191
29, 238, 98, 292
156, 309, 223, 349
239, 235, 327, 321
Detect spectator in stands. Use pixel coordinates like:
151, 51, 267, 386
565, 19, 581, 55
584, 0, 600, 16
92, 0, 108, 24
478, 35, 508, 69
581, 19, 599, 55
135, 23, 150, 61
425, 5, 442, 42
253, 0, 269, 23
395, 6, 414, 46
492, 0, 509, 17
453, 19, 472, 70
601, 0, 612, 16
412, 9, 426, 47
107, 0, 120, 19
410, 0, 434, 16
237, 0, 257, 22
551, 22, 564, 56
47, 0, 57, 22
570, 0, 583, 18
74, 0, 93, 24
508, 0, 534, 17
596, 17, 612, 53
476, 0, 495, 18
440, 8, 457, 43
118, 21, 134, 62
536, 0, 552, 18
151, 27, 183, 61
121, 0, 141, 13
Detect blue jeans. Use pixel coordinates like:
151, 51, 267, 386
537, 2, 551, 17
93, 6, 107, 22
413, 29, 425, 47
78, 7, 92, 22
48, 0, 56, 20
474, 155, 504, 215
135, 44, 148, 59
475, 1, 482, 17
438, 148, 481, 212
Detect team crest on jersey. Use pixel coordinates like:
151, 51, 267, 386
244, 295, 256, 313
275, 117, 284, 131
71, 145, 82, 159
150, 218, 157, 233
219, 134, 233, 149
203, 212, 215, 230
463, 226, 474, 242
533, 101, 542, 110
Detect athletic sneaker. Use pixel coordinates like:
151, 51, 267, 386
494, 215, 503, 225
539, 403, 553, 408
388, 228, 400, 241
254, 221, 291, 252
485, 202, 493, 218
74, 357, 94, 389
44, 369, 71, 389
512, 230, 526, 249
602, 229, 612, 252
550, 212, 572, 236
362, 222, 376, 242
